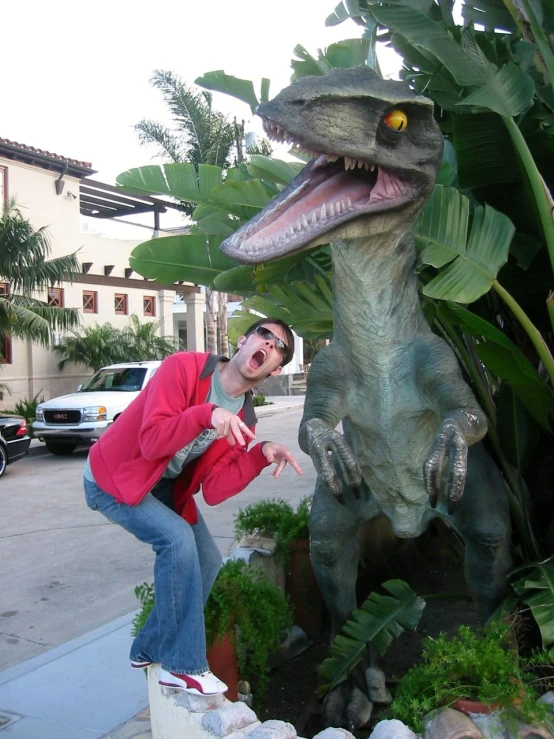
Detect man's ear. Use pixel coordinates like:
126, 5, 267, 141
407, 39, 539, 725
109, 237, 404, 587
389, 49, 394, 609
269, 366, 283, 377
237, 335, 247, 349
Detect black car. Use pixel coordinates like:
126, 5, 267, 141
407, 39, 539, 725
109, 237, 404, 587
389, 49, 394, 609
0, 414, 31, 476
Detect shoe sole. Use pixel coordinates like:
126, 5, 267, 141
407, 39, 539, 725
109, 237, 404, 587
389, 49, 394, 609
131, 661, 153, 669
158, 679, 222, 696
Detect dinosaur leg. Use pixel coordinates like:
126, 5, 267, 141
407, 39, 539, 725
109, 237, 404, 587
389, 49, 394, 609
447, 442, 512, 621
310, 477, 385, 730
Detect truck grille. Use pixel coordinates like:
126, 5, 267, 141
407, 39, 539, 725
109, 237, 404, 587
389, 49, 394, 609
44, 410, 82, 425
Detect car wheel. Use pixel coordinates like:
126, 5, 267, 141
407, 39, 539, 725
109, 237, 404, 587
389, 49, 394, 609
45, 442, 77, 456
0, 443, 7, 477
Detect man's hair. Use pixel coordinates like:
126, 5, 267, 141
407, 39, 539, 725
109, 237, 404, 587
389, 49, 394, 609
244, 317, 295, 367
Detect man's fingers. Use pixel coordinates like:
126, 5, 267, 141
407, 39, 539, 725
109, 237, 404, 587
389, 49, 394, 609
272, 459, 287, 478
287, 454, 303, 476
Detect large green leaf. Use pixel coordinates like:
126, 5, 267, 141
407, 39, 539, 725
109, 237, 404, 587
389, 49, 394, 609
417, 186, 514, 303
368, 5, 486, 86
512, 559, 554, 657
458, 62, 535, 117
462, 0, 517, 33
436, 302, 554, 431
319, 580, 425, 695
496, 384, 540, 470
129, 234, 234, 286
116, 163, 223, 205
194, 71, 263, 113
247, 155, 302, 187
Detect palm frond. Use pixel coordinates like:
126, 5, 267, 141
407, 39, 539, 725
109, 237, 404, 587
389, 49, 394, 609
135, 120, 188, 163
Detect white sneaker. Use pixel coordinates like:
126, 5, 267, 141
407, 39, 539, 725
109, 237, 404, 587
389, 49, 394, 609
158, 668, 228, 696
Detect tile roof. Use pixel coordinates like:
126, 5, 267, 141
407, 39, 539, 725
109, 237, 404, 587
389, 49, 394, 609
0, 137, 92, 168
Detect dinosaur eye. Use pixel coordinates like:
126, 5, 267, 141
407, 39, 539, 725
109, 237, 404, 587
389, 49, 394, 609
383, 110, 408, 131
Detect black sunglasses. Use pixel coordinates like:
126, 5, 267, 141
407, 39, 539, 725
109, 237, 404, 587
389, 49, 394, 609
248, 326, 290, 363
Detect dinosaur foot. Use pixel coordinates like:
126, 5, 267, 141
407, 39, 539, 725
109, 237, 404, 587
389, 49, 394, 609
323, 665, 391, 731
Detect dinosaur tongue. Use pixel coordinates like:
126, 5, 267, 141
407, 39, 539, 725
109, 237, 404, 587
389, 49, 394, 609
251, 170, 373, 241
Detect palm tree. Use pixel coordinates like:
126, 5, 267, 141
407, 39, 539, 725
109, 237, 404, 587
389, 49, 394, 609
135, 70, 240, 353
120, 314, 180, 360
0, 200, 81, 346
53, 316, 180, 372
53, 324, 125, 371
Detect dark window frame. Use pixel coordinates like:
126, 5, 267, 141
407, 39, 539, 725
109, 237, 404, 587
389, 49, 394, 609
114, 293, 128, 315
48, 287, 64, 307
143, 295, 156, 317
83, 290, 98, 314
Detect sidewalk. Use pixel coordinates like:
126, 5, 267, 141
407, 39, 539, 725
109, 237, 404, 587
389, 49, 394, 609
0, 396, 305, 739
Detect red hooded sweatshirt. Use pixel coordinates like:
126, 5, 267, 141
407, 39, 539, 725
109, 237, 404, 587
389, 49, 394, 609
88, 351, 270, 523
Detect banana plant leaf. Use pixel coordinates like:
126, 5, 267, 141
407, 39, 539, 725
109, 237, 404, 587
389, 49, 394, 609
495, 384, 540, 471
511, 558, 554, 657
462, 0, 517, 32
318, 580, 425, 696
129, 234, 235, 286
117, 163, 224, 205
436, 302, 554, 431
417, 186, 515, 303
458, 61, 535, 118
194, 71, 270, 114
247, 155, 302, 187
367, 4, 486, 87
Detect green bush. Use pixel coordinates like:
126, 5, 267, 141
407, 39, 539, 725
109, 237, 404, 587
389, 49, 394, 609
391, 622, 552, 732
1, 390, 44, 436
233, 496, 312, 561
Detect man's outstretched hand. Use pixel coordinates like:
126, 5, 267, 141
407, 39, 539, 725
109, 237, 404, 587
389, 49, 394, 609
262, 442, 303, 479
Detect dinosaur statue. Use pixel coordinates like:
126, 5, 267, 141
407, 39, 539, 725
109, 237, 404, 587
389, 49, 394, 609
220, 67, 512, 728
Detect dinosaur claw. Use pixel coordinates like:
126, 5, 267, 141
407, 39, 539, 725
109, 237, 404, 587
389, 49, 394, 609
336, 493, 346, 506
352, 485, 361, 500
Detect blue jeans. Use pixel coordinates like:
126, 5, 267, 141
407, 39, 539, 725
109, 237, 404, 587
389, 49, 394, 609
84, 477, 222, 674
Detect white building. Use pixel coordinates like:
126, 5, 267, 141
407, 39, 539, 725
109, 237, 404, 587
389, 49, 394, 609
0, 138, 205, 403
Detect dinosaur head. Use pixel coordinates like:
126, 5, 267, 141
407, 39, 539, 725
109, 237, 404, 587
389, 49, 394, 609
221, 67, 443, 264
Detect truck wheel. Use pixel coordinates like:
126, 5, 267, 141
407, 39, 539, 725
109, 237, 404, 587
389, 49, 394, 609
45, 442, 77, 456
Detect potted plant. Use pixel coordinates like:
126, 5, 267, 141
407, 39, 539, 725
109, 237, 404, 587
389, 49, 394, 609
234, 496, 325, 637
133, 559, 292, 701
390, 621, 553, 734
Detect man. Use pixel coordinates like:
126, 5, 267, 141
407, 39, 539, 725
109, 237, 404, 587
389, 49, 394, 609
83, 317, 302, 696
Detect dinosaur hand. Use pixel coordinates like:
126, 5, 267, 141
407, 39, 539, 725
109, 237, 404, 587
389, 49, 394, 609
423, 419, 468, 513
303, 418, 362, 496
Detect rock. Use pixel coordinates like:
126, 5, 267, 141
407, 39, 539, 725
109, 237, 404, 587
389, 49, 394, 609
470, 712, 507, 739
346, 686, 373, 729
369, 718, 419, 738
366, 667, 393, 705
312, 729, 356, 739
245, 719, 297, 738
201, 701, 259, 736
423, 707, 484, 738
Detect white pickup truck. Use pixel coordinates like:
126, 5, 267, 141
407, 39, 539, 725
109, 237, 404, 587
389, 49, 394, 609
33, 360, 161, 455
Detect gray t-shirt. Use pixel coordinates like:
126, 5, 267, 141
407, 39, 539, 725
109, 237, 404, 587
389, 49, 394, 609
161, 365, 244, 478
84, 364, 246, 484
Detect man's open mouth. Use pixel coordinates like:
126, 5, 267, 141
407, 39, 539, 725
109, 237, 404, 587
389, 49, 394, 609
221, 116, 413, 263
250, 350, 267, 370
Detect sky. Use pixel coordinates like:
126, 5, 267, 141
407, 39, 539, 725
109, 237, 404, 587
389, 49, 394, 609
2, 0, 401, 236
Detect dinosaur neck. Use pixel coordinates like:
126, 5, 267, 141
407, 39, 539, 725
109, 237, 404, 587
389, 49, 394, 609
332, 232, 425, 361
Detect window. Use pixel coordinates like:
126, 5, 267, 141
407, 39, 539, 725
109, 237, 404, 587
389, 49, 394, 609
143, 296, 156, 317
0, 283, 9, 297
83, 290, 98, 313
48, 287, 64, 307
0, 167, 6, 216
0, 335, 12, 364
114, 293, 128, 315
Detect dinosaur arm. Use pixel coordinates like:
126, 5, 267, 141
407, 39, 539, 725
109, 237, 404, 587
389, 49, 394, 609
416, 337, 487, 512
299, 346, 362, 497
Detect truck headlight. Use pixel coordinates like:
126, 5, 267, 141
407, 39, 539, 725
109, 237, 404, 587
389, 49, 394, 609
83, 406, 107, 421
35, 406, 44, 421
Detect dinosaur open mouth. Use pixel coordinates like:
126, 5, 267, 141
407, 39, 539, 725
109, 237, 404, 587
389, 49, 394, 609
221, 115, 413, 263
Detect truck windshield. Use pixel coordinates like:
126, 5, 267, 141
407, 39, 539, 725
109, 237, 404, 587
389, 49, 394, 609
80, 368, 147, 392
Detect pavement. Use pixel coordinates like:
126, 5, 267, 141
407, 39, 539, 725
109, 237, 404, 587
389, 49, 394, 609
0, 396, 305, 739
